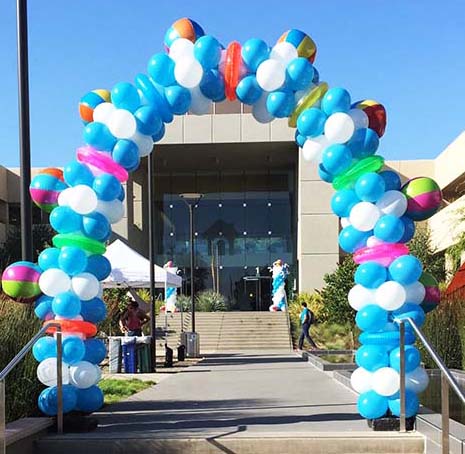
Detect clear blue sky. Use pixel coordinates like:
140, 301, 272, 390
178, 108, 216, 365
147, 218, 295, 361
1, 0, 464, 167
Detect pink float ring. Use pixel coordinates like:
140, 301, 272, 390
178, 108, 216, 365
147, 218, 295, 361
77, 145, 128, 183
353, 243, 409, 267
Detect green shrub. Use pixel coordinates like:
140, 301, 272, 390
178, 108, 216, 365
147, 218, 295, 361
195, 290, 227, 312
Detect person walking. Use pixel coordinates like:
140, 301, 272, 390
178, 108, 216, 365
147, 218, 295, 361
298, 302, 318, 350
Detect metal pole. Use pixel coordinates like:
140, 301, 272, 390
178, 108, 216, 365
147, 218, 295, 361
148, 155, 156, 371
56, 329, 63, 434
16, 0, 33, 261
189, 203, 195, 333
399, 321, 406, 432
441, 372, 450, 454
0, 380, 5, 454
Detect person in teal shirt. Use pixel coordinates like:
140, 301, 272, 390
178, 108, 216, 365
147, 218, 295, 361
298, 302, 318, 350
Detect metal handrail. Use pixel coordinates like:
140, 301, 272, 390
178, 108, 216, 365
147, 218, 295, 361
396, 316, 465, 454
0, 323, 63, 454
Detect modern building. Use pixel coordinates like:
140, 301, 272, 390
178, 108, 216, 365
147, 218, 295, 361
1, 104, 463, 310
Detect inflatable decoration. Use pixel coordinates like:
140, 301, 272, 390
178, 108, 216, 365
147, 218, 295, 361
0, 17, 442, 421
163, 261, 178, 313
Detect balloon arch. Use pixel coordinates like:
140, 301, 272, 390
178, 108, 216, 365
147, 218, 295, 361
1, 18, 442, 420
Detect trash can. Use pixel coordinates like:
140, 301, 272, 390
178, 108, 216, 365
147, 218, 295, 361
137, 342, 152, 373
122, 338, 137, 373
177, 343, 186, 362
108, 337, 122, 373
185, 332, 200, 358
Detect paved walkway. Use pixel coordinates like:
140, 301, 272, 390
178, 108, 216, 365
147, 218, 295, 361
95, 350, 368, 438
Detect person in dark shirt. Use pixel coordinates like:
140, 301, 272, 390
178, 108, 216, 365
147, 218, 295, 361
298, 302, 318, 350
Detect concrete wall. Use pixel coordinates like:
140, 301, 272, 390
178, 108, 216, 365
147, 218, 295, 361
434, 131, 465, 189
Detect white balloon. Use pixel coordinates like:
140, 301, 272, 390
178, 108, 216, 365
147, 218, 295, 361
95, 199, 125, 224
270, 42, 298, 65
340, 217, 351, 228
348, 284, 375, 311
349, 202, 381, 232
57, 187, 72, 206
366, 235, 384, 247
372, 367, 400, 396
351, 367, 373, 394
252, 92, 275, 124
189, 86, 212, 115
71, 273, 100, 301
93, 102, 116, 124
324, 112, 355, 144
39, 268, 71, 296
256, 59, 286, 92
376, 281, 406, 310
68, 185, 98, 215
131, 132, 153, 157
37, 357, 70, 386
69, 361, 101, 389
348, 108, 369, 130
169, 38, 195, 62
404, 281, 426, 304
406, 366, 429, 393
108, 109, 137, 139
376, 190, 407, 217
302, 136, 328, 162
174, 58, 203, 88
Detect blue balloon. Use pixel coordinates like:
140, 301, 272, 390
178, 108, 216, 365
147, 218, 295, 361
355, 172, 386, 202
355, 261, 387, 288
49, 206, 82, 234
38, 248, 60, 270
355, 345, 389, 371
81, 212, 111, 241
393, 303, 426, 329
295, 131, 306, 148
111, 82, 140, 112
32, 336, 56, 361
347, 128, 379, 159
356, 305, 388, 331
147, 53, 175, 87
374, 215, 405, 243
331, 189, 359, 217
83, 122, 117, 151
118, 185, 125, 202
34, 295, 53, 320
266, 90, 295, 118
134, 73, 173, 123
322, 144, 352, 176
52, 291, 82, 318
321, 87, 351, 115
359, 330, 416, 347
58, 246, 88, 276
38, 385, 77, 416
241, 38, 269, 72
81, 298, 107, 324
388, 390, 419, 418
75, 385, 104, 413
194, 35, 221, 70
236, 75, 262, 105
200, 69, 226, 102
62, 336, 85, 365
297, 108, 327, 137
152, 122, 166, 142
85, 254, 112, 280
63, 160, 94, 187
389, 255, 423, 285
165, 85, 192, 115
390, 346, 421, 373
134, 106, 163, 136
312, 67, 320, 84
286, 58, 314, 91
112, 139, 140, 171
93, 173, 121, 202
380, 170, 401, 191
399, 216, 415, 243
83, 338, 107, 364
318, 163, 333, 183
358, 391, 388, 419
339, 226, 371, 253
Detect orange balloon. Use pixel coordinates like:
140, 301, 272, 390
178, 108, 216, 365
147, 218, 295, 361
224, 42, 242, 101
44, 320, 97, 338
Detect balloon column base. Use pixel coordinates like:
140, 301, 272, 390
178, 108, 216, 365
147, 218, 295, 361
53, 414, 98, 433
367, 415, 416, 431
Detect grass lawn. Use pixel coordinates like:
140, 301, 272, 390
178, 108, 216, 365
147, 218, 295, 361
99, 379, 155, 405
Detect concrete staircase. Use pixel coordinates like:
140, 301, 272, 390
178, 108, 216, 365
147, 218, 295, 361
156, 311, 292, 354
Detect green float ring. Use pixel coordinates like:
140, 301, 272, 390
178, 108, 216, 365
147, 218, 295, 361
52, 233, 106, 255
332, 155, 385, 191
288, 82, 329, 128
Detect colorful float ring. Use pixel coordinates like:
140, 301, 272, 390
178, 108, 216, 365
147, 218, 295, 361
77, 146, 128, 183
52, 233, 106, 255
288, 82, 328, 128
352, 99, 387, 138
359, 330, 415, 346
44, 320, 97, 337
134, 73, 173, 124
224, 41, 242, 101
354, 243, 409, 267
332, 155, 384, 191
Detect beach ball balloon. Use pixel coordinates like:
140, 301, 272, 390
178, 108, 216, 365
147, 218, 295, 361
1, 261, 42, 303
401, 177, 442, 221
419, 272, 440, 313
277, 29, 317, 63
352, 99, 387, 137
30, 168, 68, 213
164, 18, 205, 50
78, 89, 111, 125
